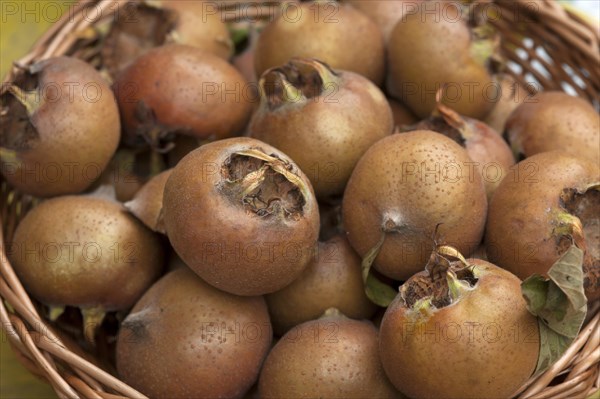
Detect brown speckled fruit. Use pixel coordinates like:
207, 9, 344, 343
485, 151, 600, 301
163, 137, 320, 296
102, 1, 232, 77
0, 57, 120, 197
249, 58, 393, 199
9, 196, 163, 336
407, 101, 515, 200
117, 267, 272, 399
345, 0, 423, 43
505, 91, 600, 164
259, 311, 400, 399
343, 130, 487, 280
114, 44, 252, 147
125, 168, 172, 233
380, 256, 539, 399
387, 1, 499, 118
266, 235, 377, 335
254, 2, 385, 85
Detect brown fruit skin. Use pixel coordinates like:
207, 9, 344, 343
388, 98, 418, 129
343, 130, 487, 280
163, 137, 320, 296
266, 235, 378, 335
9, 196, 163, 310
387, 1, 497, 119
254, 2, 385, 85
116, 268, 272, 399
485, 152, 600, 301
506, 91, 600, 164
114, 44, 252, 143
259, 316, 401, 399
159, 0, 233, 60
483, 74, 529, 134
344, 0, 423, 43
410, 111, 515, 200
125, 169, 172, 233
249, 65, 393, 199
380, 259, 539, 399
0, 57, 120, 197
102, 1, 232, 78
460, 118, 515, 200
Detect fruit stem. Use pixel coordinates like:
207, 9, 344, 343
81, 307, 106, 345
8, 84, 42, 116
361, 230, 386, 282
320, 307, 347, 320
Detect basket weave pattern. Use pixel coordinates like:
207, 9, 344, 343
1, 1, 599, 398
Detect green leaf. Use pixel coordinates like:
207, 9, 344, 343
521, 245, 587, 375
361, 231, 397, 307
228, 27, 250, 46
535, 322, 572, 374
365, 274, 397, 308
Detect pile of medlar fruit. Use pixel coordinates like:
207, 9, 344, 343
1, 1, 598, 398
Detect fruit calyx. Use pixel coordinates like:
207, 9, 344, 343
258, 58, 340, 111
220, 148, 310, 220
404, 90, 471, 145
131, 100, 179, 152
400, 245, 478, 311
1, 73, 42, 153
102, 2, 178, 77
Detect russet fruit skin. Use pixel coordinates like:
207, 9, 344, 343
102, 1, 232, 78
0, 57, 120, 197
409, 104, 515, 200
116, 268, 272, 399
459, 118, 515, 199
159, 0, 233, 59
254, 2, 385, 85
380, 259, 539, 399
249, 59, 393, 199
387, 1, 498, 119
266, 235, 377, 335
114, 44, 252, 145
125, 168, 173, 233
163, 137, 320, 296
342, 130, 488, 281
345, 0, 423, 43
9, 196, 164, 311
506, 91, 600, 164
259, 315, 400, 399
485, 151, 600, 301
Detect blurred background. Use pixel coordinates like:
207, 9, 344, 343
0, 0, 598, 398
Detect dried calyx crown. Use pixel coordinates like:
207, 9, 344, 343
401, 245, 479, 311
258, 58, 340, 110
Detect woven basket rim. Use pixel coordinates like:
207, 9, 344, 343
1, 1, 599, 398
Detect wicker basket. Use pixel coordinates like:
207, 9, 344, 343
1, 1, 599, 398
